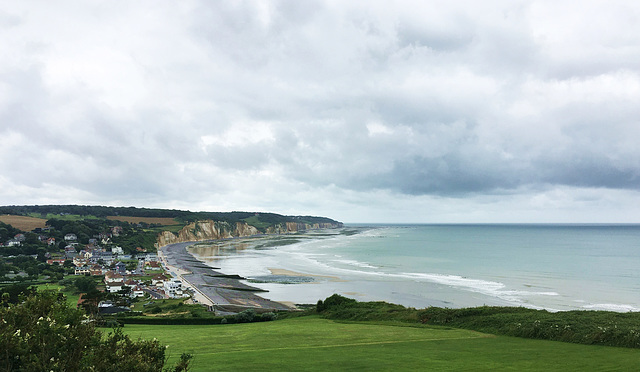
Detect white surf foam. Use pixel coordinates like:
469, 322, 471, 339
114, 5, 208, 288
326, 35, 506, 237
333, 259, 379, 269
582, 303, 639, 312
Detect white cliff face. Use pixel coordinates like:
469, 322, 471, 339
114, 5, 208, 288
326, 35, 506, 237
156, 220, 233, 247
156, 219, 341, 247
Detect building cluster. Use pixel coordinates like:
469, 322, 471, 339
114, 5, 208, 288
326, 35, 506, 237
2, 224, 188, 301
73, 252, 186, 300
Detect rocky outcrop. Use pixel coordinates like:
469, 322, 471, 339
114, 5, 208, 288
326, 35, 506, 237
156, 219, 342, 247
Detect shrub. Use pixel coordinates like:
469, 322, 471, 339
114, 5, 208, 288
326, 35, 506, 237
235, 309, 256, 323
0, 290, 193, 371
323, 294, 356, 308
260, 312, 277, 321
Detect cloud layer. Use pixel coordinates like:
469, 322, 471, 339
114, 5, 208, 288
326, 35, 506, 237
1, 1, 639, 222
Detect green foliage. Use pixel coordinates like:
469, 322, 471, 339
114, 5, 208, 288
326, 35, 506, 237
235, 308, 256, 323
3, 204, 342, 231
260, 312, 277, 321
0, 256, 49, 279
0, 291, 192, 371
0, 221, 21, 242
91, 328, 167, 372
74, 276, 98, 293
419, 306, 640, 348
314, 295, 640, 349
0, 283, 37, 304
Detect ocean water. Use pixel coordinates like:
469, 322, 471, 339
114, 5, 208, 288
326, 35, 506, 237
189, 224, 640, 312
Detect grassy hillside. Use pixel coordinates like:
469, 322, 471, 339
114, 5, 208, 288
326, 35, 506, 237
123, 317, 640, 371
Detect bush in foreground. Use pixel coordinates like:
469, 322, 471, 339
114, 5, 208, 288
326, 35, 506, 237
0, 290, 192, 371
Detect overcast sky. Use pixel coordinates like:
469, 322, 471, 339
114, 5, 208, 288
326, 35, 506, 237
1, 1, 639, 223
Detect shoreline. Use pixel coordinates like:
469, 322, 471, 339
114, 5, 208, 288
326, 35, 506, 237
158, 241, 294, 314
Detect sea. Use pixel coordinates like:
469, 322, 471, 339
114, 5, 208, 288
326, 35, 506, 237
188, 224, 640, 312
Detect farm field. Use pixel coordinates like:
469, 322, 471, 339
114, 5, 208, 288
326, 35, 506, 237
122, 317, 640, 371
0, 214, 47, 231
106, 216, 179, 225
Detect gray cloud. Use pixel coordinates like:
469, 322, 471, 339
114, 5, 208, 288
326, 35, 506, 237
1, 1, 640, 222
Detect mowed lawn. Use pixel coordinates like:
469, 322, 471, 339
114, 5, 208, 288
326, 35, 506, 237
122, 317, 640, 371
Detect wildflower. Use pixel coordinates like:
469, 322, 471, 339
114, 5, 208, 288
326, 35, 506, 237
14, 329, 20, 336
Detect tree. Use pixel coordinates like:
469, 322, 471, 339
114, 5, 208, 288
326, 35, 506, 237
0, 291, 192, 371
74, 276, 97, 293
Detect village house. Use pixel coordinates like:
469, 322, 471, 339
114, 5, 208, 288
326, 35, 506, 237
104, 271, 124, 283
145, 261, 161, 270
97, 300, 131, 314
90, 264, 103, 276
98, 232, 111, 245
73, 257, 89, 266
47, 237, 56, 246
90, 251, 113, 265
105, 281, 124, 293
115, 261, 126, 275
123, 279, 145, 298
131, 285, 145, 297
65, 246, 78, 259
64, 233, 77, 241
163, 278, 185, 298
151, 273, 169, 286
46, 258, 66, 265
74, 265, 91, 275
144, 253, 158, 262
111, 226, 123, 236
6, 239, 21, 247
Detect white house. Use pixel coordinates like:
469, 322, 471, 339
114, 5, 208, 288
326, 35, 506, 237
105, 281, 123, 293
163, 279, 184, 298
151, 274, 169, 286
130, 285, 145, 298
64, 234, 77, 241
6, 239, 21, 247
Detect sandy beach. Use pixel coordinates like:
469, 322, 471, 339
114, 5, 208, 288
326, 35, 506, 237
267, 268, 343, 282
159, 241, 293, 313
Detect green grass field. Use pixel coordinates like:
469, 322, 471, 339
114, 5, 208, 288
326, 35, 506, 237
122, 317, 640, 371
26, 212, 101, 221
35, 282, 80, 307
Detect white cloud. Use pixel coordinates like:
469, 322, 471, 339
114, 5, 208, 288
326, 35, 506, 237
1, 1, 640, 222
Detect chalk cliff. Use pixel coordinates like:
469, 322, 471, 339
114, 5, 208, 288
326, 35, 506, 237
156, 219, 341, 247
265, 222, 341, 234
